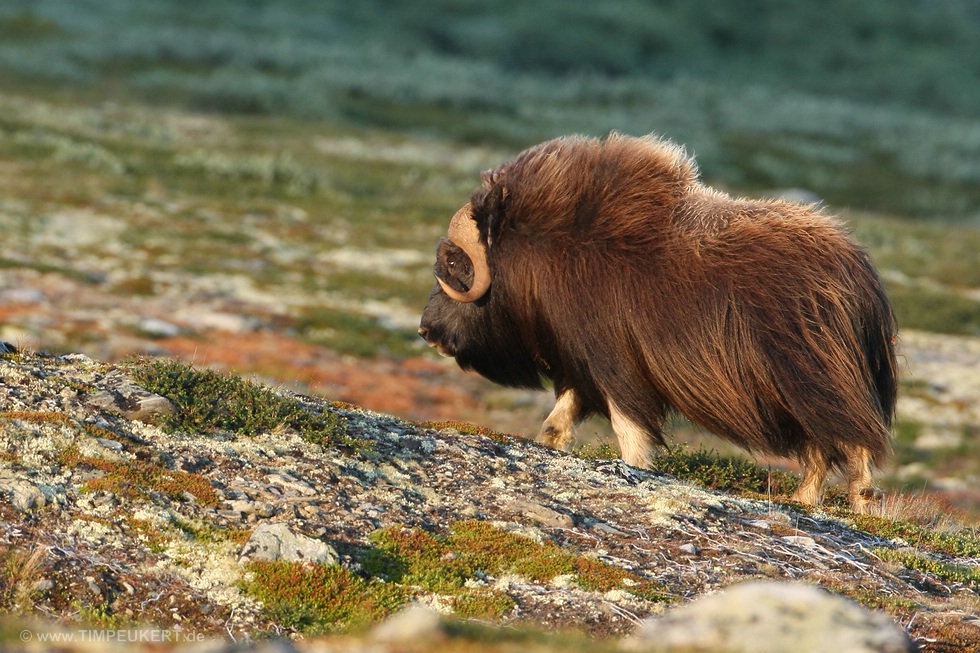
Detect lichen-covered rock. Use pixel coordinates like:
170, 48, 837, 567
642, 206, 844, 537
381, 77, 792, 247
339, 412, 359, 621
239, 523, 339, 565
83, 368, 175, 422
629, 581, 918, 653
2, 476, 47, 512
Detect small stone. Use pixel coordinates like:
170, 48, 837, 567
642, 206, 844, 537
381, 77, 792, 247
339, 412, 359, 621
228, 500, 258, 514
590, 520, 627, 536
84, 371, 175, 422
508, 499, 575, 529
93, 494, 118, 508
239, 523, 338, 565
371, 605, 443, 644
8, 481, 46, 512
678, 543, 698, 556
265, 473, 317, 496
95, 438, 124, 452
32, 579, 55, 593
138, 317, 181, 338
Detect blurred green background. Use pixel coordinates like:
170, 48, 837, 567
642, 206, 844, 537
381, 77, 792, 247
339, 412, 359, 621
2, 0, 980, 220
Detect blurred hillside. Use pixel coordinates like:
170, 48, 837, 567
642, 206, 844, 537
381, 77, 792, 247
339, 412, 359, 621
1, 1, 980, 219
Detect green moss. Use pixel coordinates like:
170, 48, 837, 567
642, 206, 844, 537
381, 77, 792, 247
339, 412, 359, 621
451, 590, 516, 620
448, 521, 575, 583
845, 513, 980, 558
0, 411, 74, 427
240, 560, 408, 634
874, 548, 980, 588
571, 441, 621, 462
125, 519, 169, 554
131, 358, 355, 448
0, 12, 63, 41
818, 578, 919, 615
71, 599, 128, 629
649, 446, 800, 498
418, 421, 517, 444
365, 520, 672, 614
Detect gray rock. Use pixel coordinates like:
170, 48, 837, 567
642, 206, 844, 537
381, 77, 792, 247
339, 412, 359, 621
628, 581, 917, 653
8, 480, 46, 512
239, 523, 338, 565
85, 370, 174, 422
370, 604, 443, 643
508, 499, 575, 528
95, 437, 124, 452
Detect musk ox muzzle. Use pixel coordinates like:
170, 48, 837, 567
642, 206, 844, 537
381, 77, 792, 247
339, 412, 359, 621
419, 133, 898, 514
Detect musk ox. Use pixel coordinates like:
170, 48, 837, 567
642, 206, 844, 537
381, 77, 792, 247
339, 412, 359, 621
418, 133, 897, 513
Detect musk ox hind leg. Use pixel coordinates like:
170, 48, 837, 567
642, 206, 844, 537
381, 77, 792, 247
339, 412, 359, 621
536, 390, 582, 451
790, 442, 829, 507
789, 442, 883, 514
845, 444, 883, 514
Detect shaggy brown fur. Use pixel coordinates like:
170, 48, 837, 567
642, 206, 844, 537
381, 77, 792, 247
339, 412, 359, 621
419, 133, 898, 513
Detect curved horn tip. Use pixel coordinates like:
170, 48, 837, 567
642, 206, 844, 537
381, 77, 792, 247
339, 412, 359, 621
440, 203, 491, 303
437, 277, 485, 303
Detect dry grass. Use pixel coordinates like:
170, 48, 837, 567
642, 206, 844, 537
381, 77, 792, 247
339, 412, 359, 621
0, 545, 46, 614
872, 491, 972, 533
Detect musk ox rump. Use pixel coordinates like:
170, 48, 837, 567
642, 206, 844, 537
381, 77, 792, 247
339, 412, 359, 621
418, 133, 897, 513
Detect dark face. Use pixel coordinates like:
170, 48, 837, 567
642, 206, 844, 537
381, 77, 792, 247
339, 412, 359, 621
418, 239, 475, 358
418, 282, 472, 359
418, 240, 543, 389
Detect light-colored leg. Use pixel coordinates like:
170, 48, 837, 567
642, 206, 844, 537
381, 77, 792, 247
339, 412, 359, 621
608, 400, 655, 468
845, 444, 882, 514
536, 390, 580, 451
791, 443, 828, 506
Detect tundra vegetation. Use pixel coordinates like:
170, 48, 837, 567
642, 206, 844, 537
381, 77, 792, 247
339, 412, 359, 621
0, 1, 979, 649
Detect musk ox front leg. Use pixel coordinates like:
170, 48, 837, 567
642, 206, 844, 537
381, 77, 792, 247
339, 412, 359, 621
536, 390, 581, 451
608, 400, 658, 468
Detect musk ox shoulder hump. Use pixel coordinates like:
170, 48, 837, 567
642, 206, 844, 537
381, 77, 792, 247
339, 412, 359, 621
481, 134, 702, 240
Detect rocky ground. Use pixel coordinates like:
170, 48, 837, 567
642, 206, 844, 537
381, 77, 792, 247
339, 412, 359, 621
1, 349, 978, 651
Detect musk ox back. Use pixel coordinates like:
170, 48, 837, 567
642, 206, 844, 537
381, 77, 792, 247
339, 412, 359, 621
418, 133, 897, 513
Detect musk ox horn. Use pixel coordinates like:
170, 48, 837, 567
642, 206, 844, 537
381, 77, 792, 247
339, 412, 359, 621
436, 204, 492, 303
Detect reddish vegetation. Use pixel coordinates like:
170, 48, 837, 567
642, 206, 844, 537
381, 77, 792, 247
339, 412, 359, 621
152, 331, 483, 422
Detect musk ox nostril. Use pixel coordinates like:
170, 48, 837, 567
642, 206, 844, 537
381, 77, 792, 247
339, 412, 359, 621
417, 326, 428, 340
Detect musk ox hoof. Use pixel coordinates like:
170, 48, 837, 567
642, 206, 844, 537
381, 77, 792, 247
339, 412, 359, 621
851, 487, 884, 514
535, 425, 573, 452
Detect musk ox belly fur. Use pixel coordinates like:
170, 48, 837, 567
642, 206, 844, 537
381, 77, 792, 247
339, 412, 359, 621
418, 133, 898, 513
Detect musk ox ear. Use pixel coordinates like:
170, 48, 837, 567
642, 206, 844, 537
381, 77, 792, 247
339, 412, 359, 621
475, 180, 509, 248
434, 238, 476, 296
